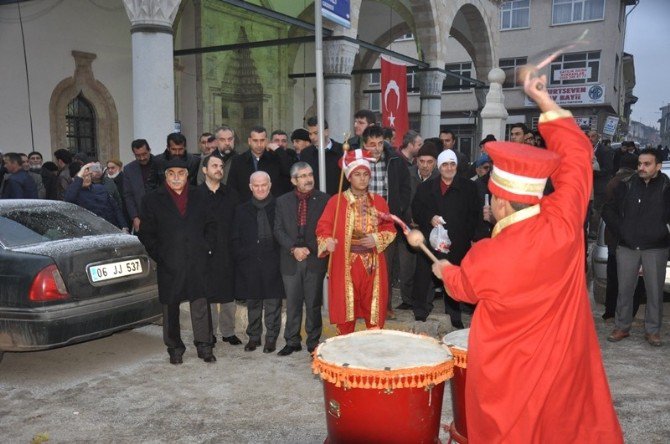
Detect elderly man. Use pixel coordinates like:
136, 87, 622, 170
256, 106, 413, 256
411, 148, 481, 326
232, 171, 285, 353
274, 162, 329, 355
64, 162, 127, 230
316, 149, 396, 334
200, 153, 242, 346
139, 157, 216, 364
432, 72, 622, 442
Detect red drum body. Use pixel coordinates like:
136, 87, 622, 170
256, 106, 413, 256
443, 328, 470, 444
313, 330, 454, 444
322, 378, 446, 443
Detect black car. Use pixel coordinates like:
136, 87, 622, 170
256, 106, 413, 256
0, 200, 161, 362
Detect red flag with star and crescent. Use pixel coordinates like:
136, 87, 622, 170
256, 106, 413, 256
381, 57, 408, 148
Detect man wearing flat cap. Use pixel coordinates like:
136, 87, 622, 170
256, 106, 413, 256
316, 149, 396, 334
432, 72, 622, 442
139, 157, 217, 365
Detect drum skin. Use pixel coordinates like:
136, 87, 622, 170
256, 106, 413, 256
322, 381, 446, 444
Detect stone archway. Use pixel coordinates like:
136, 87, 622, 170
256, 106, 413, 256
49, 51, 119, 161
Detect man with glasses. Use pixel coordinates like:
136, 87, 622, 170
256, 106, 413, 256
274, 162, 329, 355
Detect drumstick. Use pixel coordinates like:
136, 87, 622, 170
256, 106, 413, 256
381, 212, 440, 265
406, 229, 440, 264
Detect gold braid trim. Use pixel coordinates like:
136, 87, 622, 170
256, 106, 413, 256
317, 237, 329, 257
539, 109, 573, 123
312, 358, 454, 390
490, 170, 546, 194
370, 258, 380, 325
491, 204, 540, 238
343, 191, 356, 321
448, 347, 468, 369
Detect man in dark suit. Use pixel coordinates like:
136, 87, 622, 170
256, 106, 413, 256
305, 116, 345, 195
155, 132, 201, 186
122, 139, 161, 233
274, 162, 329, 355
231, 171, 285, 353
226, 125, 293, 201
411, 149, 482, 327
138, 157, 216, 364
199, 153, 242, 346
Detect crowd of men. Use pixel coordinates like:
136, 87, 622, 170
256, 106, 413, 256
1, 111, 666, 363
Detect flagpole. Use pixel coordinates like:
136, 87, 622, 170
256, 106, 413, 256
314, 0, 326, 193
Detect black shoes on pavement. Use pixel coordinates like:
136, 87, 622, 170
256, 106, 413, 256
277, 344, 303, 356
263, 340, 277, 353
244, 340, 260, 351
395, 302, 413, 310
222, 335, 242, 345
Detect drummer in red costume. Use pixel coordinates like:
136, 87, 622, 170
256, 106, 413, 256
433, 72, 623, 442
316, 149, 396, 335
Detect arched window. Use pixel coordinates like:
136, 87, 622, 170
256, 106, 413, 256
66, 93, 97, 159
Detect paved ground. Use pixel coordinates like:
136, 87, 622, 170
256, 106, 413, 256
1, 289, 668, 443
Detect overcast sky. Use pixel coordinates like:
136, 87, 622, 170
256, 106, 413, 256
624, 0, 670, 128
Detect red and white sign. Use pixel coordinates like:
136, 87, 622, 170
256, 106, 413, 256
381, 57, 408, 148
553, 67, 591, 82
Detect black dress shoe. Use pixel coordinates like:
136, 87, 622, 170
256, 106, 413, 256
197, 347, 216, 363
222, 335, 242, 345
263, 340, 277, 353
414, 316, 427, 322
169, 354, 183, 365
277, 344, 302, 356
244, 340, 260, 352
395, 302, 413, 310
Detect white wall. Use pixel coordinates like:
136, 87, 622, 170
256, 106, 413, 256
0, 0, 133, 163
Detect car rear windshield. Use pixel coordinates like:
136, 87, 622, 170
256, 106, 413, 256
0, 207, 119, 248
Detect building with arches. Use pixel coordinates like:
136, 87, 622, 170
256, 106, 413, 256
1, 0, 634, 166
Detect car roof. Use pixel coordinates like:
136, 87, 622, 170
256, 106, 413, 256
0, 200, 81, 212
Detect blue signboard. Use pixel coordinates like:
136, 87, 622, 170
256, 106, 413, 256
322, 0, 350, 29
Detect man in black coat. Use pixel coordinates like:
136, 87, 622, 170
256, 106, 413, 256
138, 157, 217, 364
199, 153, 242, 346
231, 171, 286, 353
411, 149, 482, 327
226, 125, 293, 201
155, 132, 201, 186
123, 139, 162, 233
274, 162, 329, 356
305, 116, 346, 195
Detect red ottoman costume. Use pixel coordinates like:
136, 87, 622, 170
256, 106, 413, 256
439, 108, 623, 443
316, 150, 396, 334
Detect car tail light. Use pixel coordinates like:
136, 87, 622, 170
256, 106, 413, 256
29, 264, 70, 302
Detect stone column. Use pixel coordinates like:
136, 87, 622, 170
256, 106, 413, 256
480, 68, 509, 142
323, 39, 359, 142
123, 0, 181, 150
418, 70, 446, 138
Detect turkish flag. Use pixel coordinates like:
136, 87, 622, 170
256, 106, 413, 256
381, 57, 408, 148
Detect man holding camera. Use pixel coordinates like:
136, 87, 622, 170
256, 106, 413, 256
64, 162, 128, 230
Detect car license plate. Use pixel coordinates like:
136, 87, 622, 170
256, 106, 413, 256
89, 259, 143, 283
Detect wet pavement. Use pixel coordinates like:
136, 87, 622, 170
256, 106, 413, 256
0, 288, 668, 443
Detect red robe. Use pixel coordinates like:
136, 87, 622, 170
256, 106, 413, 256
316, 190, 396, 326
441, 115, 623, 443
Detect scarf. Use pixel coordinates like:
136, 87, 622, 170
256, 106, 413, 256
295, 189, 313, 246
252, 195, 274, 249
166, 183, 189, 217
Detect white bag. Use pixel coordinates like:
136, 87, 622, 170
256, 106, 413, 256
429, 224, 451, 254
